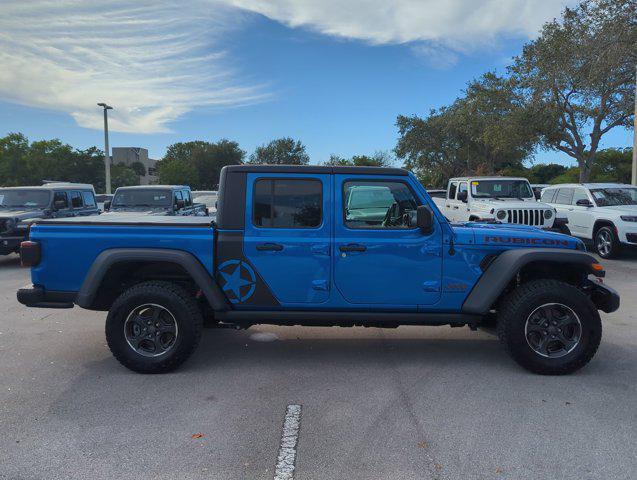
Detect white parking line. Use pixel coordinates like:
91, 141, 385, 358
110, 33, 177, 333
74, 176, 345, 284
274, 404, 302, 480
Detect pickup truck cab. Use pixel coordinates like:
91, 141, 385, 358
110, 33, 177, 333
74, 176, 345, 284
0, 183, 99, 256
433, 177, 569, 233
105, 185, 207, 216
541, 183, 637, 258
17, 166, 618, 375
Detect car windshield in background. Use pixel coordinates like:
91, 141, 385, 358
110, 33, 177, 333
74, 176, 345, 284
112, 190, 171, 207
471, 180, 533, 199
0, 189, 51, 208
590, 188, 637, 207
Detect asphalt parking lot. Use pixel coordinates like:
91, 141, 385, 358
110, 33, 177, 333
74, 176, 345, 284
1, 252, 636, 480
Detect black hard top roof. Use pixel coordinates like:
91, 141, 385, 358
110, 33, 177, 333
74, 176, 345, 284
223, 165, 409, 176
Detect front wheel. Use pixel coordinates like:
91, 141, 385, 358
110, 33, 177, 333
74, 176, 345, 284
497, 280, 601, 375
595, 226, 621, 259
106, 281, 203, 373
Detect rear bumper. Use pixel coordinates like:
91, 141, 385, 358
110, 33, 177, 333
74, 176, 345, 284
16, 285, 76, 309
0, 236, 23, 254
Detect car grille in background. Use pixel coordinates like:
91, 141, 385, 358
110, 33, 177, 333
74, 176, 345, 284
503, 209, 545, 227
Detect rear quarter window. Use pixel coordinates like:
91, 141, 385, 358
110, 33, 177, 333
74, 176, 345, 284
541, 189, 556, 203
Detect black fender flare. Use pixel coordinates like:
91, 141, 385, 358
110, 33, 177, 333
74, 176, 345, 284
462, 248, 600, 315
75, 248, 230, 311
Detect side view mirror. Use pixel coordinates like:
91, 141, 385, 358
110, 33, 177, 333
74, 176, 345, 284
576, 199, 592, 207
175, 199, 185, 210
103, 200, 111, 211
416, 205, 434, 233
457, 190, 468, 203
53, 200, 67, 210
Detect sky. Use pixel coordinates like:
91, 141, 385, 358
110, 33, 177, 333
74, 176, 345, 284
0, 0, 632, 167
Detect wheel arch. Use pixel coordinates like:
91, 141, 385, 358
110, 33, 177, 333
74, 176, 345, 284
462, 248, 601, 315
76, 248, 230, 312
592, 219, 616, 237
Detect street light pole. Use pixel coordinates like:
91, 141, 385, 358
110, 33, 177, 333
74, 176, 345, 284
632, 65, 637, 186
97, 103, 113, 194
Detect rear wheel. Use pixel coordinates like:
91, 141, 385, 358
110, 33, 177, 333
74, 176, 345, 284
497, 280, 601, 375
106, 281, 203, 373
595, 226, 621, 259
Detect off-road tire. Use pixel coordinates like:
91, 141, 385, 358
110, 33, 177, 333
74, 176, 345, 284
106, 281, 203, 373
497, 280, 601, 375
595, 226, 621, 259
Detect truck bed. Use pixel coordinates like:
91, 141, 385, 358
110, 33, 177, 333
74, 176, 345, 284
29, 216, 215, 293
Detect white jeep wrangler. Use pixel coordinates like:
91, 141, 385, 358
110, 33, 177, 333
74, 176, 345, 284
432, 177, 567, 231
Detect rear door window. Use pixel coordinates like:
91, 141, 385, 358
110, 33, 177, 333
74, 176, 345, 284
541, 189, 556, 203
81, 191, 96, 208
555, 188, 574, 205
253, 178, 322, 228
53, 191, 68, 209
448, 182, 458, 200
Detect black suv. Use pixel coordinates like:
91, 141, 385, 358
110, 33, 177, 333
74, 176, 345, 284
0, 183, 100, 255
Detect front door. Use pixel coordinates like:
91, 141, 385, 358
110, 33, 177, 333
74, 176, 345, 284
333, 176, 443, 307
243, 173, 332, 304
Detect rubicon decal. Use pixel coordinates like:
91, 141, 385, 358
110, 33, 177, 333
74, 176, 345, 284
484, 236, 570, 246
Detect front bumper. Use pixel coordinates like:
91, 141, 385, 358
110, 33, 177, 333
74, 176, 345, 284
17, 285, 76, 309
585, 279, 620, 314
0, 236, 23, 254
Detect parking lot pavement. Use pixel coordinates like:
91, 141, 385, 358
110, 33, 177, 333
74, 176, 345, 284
1, 252, 636, 480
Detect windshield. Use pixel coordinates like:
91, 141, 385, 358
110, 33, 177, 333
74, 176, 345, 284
590, 188, 637, 207
0, 189, 51, 208
471, 180, 533, 199
112, 189, 172, 208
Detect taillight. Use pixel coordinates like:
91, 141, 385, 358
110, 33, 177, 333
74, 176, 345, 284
20, 241, 41, 267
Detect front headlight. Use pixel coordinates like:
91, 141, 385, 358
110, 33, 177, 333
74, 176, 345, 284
620, 216, 637, 222
544, 209, 553, 219
496, 210, 507, 220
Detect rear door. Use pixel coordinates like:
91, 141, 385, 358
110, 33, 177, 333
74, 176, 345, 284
333, 175, 443, 307
243, 173, 331, 304
553, 188, 574, 227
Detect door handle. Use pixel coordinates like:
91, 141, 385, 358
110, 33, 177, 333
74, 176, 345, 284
339, 244, 367, 252
453, 206, 459, 209
256, 243, 283, 251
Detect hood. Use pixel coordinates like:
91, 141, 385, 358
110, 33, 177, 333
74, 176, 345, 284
0, 209, 47, 221
471, 198, 549, 210
106, 207, 171, 216
596, 204, 637, 214
453, 222, 582, 250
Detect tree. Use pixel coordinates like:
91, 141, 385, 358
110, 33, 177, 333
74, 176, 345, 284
158, 158, 199, 187
0, 133, 32, 186
111, 163, 140, 190
249, 138, 309, 165
591, 147, 633, 183
129, 161, 146, 177
510, 0, 636, 182
526, 163, 568, 184
324, 151, 394, 167
396, 73, 536, 186
159, 139, 244, 189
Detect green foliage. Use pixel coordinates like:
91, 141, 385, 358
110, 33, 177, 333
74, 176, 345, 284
249, 137, 309, 165
324, 151, 394, 167
509, 0, 636, 181
590, 147, 633, 183
0, 133, 147, 192
129, 161, 146, 177
396, 72, 537, 187
111, 163, 140, 190
158, 158, 199, 187
158, 139, 244, 189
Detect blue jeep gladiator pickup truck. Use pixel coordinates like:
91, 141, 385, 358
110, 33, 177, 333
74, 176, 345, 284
17, 165, 619, 374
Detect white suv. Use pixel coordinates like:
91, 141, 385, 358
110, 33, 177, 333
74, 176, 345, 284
432, 177, 563, 230
541, 183, 637, 258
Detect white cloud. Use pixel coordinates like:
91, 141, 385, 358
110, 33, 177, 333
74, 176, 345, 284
225, 0, 576, 62
0, 0, 268, 133
0, 0, 576, 133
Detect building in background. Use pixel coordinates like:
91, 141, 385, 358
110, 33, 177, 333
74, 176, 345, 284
111, 147, 157, 185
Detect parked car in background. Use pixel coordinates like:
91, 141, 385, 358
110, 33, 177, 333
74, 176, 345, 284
426, 189, 447, 199
191, 190, 218, 214
531, 184, 549, 200
95, 194, 113, 212
104, 186, 207, 216
541, 183, 637, 258
432, 177, 568, 232
0, 183, 99, 256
